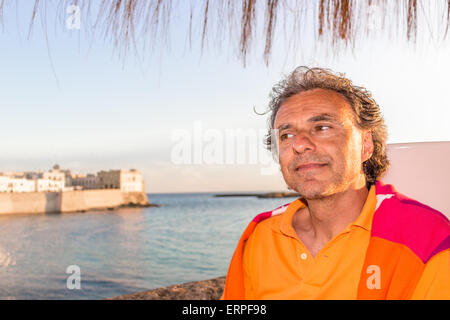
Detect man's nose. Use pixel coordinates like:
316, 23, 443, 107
292, 132, 315, 154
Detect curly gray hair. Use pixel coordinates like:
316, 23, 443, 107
264, 66, 390, 187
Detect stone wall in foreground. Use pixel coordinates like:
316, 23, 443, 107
108, 276, 226, 300
0, 190, 150, 215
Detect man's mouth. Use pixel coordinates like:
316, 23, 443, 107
295, 163, 327, 171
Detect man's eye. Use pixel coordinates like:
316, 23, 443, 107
316, 125, 331, 131
280, 133, 294, 141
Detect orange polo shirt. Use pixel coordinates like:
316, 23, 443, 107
243, 186, 377, 299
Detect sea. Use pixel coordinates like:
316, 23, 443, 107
0, 192, 293, 300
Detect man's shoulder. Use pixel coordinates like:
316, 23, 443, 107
374, 185, 449, 232
373, 182, 449, 263
375, 180, 448, 220
248, 201, 294, 232
252, 201, 292, 220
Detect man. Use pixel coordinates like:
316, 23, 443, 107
221, 67, 449, 300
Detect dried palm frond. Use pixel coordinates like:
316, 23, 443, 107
0, 0, 448, 66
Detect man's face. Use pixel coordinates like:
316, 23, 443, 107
273, 88, 372, 199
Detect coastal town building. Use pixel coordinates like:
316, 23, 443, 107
1, 171, 25, 179
38, 164, 66, 192
0, 175, 36, 193
71, 173, 97, 190
35, 178, 65, 192
0, 176, 8, 192
42, 165, 65, 184
97, 169, 144, 192
97, 170, 121, 189
0, 165, 145, 193
121, 170, 145, 193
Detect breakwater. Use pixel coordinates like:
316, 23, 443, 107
0, 190, 153, 215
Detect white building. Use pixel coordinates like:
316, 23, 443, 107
35, 179, 64, 192
121, 170, 145, 192
0, 166, 145, 193
0, 176, 36, 193
97, 169, 144, 192
43, 165, 65, 184
1, 171, 25, 179
0, 176, 8, 192
15, 178, 36, 192
0, 165, 66, 193
31, 164, 66, 192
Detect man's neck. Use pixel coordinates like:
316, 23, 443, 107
292, 179, 369, 253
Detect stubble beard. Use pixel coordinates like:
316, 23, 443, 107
282, 162, 347, 200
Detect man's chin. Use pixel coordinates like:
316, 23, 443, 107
291, 180, 334, 199
298, 190, 329, 200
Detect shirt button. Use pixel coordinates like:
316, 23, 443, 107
300, 253, 308, 260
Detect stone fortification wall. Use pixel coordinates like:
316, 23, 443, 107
0, 190, 149, 215
60, 189, 124, 213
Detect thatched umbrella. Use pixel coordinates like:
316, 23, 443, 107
0, 0, 449, 66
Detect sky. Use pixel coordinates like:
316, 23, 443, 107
0, 1, 449, 193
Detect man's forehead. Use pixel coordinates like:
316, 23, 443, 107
274, 89, 354, 125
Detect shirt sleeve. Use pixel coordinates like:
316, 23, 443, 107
411, 249, 450, 300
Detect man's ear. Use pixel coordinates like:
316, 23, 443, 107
362, 130, 374, 162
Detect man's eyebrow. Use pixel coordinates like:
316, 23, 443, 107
308, 113, 340, 123
276, 113, 341, 130
275, 123, 292, 131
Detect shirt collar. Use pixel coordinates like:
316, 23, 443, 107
277, 184, 377, 237
352, 184, 376, 231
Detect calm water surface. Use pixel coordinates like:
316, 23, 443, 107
0, 193, 293, 299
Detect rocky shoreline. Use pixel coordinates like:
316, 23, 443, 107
72, 202, 159, 213
118, 202, 159, 208
215, 191, 300, 198
108, 276, 226, 300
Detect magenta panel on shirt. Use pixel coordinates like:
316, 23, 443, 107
373, 181, 450, 264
